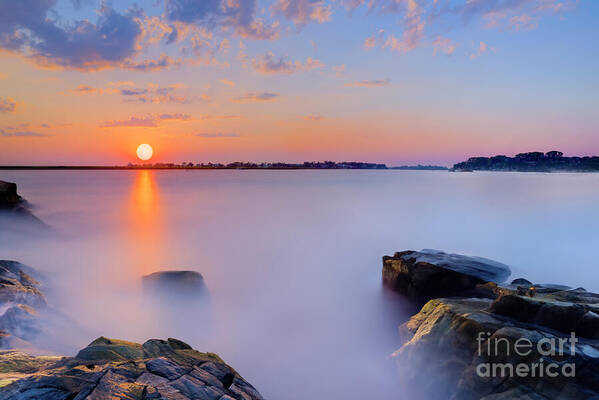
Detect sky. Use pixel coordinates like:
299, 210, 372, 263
0, 0, 597, 166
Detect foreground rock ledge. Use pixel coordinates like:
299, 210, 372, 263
0, 337, 264, 400
384, 249, 599, 400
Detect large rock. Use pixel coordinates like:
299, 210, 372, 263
0, 182, 21, 210
0, 261, 73, 354
0, 182, 39, 222
394, 295, 599, 400
0, 261, 45, 309
382, 249, 511, 301
0, 337, 264, 399
142, 271, 206, 299
386, 249, 599, 400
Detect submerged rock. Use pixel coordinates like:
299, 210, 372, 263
386, 249, 599, 400
382, 249, 511, 301
142, 271, 206, 299
0, 337, 264, 399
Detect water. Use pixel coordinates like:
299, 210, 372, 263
1, 170, 598, 399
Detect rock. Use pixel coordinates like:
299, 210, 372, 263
0, 261, 45, 308
142, 271, 206, 299
386, 249, 599, 400
0, 181, 41, 223
511, 278, 532, 285
0, 261, 48, 352
393, 297, 599, 400
0, 261, 80, 355
0, 337, 264, 400
0, 182, 21, 210
382, 249, 511, 301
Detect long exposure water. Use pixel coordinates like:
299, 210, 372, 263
1, 170, 598, 399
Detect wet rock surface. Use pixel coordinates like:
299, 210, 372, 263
0, 261, 48, 351
0, 182, 40, 222
382, 249, 511, 302
0, 337, 264, 399
385, 249, 599, 400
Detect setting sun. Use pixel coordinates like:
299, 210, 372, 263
136, 144, 153, 161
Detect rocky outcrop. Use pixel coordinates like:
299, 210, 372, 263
384, 249, 599, 400
0, 261, 48, 351
0, 182, 39, 222
142, 271, 206, 299
382, 249, 511, 301
0, 337, 264, 399
0, 182, 21, 211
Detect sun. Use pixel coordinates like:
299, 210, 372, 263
136, 144, 153, 161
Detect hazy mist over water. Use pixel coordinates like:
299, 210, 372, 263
1, 170, 599, 399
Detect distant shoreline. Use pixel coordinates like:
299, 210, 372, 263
0, 162, 447, 171
452, 151, 599, 172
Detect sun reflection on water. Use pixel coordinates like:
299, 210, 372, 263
128, 170, 163, 275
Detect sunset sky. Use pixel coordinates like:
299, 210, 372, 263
0, 0, 597, 166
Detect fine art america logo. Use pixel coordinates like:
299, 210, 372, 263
476, 332, 578, 378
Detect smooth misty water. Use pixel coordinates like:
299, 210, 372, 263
1, 170, 598, 399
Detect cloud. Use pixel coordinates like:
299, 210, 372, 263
70, 85, 114, 95
271, 0, 332, 25
165, 0, 279, 40
344, 79, 390, 88
220, 79, 235, 87
100, 113, 191, 127
0, 97, 17, 113
509, 15, 539, 31
251, 52, 325, 74
198, 114, 244, 120
356, 0, 575, 54
0, 2, 143, 71
303, 114, 325, 120
331, 64, 346, 77
364, 36, 377, 49
121, 54, 181, 72
70, 82, 202, 103
470, 41, 490, 59
0, 72, 7, 80
0, 128, 46, 137
432, 36, 456, 56
195, 132, 241, 138
158, 113, 191, 121
232, 92, 280, 103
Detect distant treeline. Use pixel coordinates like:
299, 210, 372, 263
390, 165, 448, 170
135, 161, 389, 169
452, 151, 599, 172
0, 161, 387, 170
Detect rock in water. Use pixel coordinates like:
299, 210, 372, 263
0, 181, 42, 223
0, 261, 47, 352
0, 337, 264, 399
382, 249, 511, 301
142, 271, 206, 299
386, 249, 599, 400
0, 182, 21, 210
